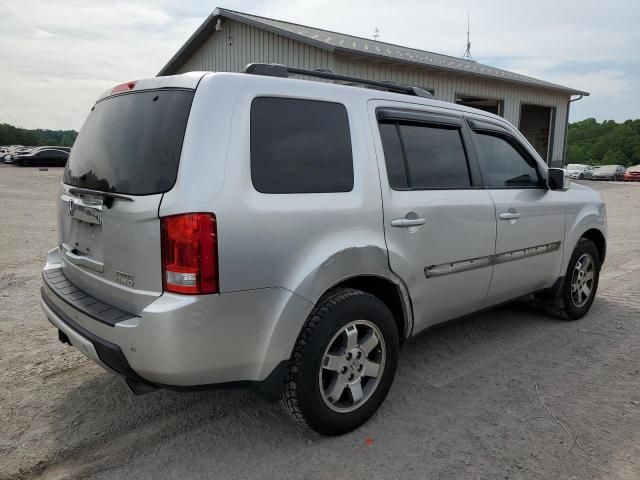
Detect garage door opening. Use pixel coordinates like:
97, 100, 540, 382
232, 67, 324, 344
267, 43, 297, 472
519, 104, 555, 163
455, 94, 503, 115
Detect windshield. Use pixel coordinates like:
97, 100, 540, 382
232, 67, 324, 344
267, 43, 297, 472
64, 89, 195, 195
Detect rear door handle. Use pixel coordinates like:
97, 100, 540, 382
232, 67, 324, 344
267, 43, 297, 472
499, 212, 521, 220
391, 217, 426, 228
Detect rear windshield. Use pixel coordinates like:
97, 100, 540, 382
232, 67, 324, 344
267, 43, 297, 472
64, 89, 194, 195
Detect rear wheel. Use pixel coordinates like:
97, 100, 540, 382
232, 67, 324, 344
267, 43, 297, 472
541, 238, 600, 320
282, 288, 399, 435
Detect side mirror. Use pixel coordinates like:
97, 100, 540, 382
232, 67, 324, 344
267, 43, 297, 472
548, 168, 570, 191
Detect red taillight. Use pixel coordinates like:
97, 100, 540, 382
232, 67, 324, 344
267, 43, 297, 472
111, 80, 137, 94
161, 213, 218, 295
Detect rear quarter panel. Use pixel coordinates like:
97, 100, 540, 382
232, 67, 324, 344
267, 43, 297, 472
158, 74, 399, 368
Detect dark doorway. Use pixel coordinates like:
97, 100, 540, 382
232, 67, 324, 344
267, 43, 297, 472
455, 94, 503, 116
519, 104, 555, 163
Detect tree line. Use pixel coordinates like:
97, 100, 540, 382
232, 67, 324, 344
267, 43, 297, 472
566, 118, 640, 167
0, 123, 77, 147
2, 118, 639, 167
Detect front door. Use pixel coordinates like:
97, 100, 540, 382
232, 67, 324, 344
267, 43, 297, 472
466, 116, 565, 305
371, 102, 497, 334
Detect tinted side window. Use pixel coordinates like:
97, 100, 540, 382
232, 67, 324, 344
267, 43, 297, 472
250, 97, 353, 194
473, 132, 541, 188
378, 123, 408, 189
398, 124, 471, 189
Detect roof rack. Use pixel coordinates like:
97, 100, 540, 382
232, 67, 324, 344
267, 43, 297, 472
241, 63, 434, 99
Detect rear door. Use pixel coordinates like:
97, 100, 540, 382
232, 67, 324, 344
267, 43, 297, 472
466, 116, 565, 306
58, 87, 196, 314
371, 102, 497, 334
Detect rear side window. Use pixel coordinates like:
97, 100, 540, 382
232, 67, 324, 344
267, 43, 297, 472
378, 123, 408, 189
378, 122, 471, 189
64, 90, 194, 195
472, 132, 542, 188
250, 97, 354, 193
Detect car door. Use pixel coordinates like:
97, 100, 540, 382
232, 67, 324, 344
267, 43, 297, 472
370, 102, 497, 334
465, 116, 566, 306
584, 165, 593, 179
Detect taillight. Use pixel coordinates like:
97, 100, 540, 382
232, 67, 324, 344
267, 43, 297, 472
161, 213, 218, 295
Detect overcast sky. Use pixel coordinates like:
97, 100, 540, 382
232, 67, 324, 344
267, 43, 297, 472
1, 0, 638, 130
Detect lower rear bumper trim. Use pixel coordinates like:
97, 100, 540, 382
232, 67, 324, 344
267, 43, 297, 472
41, 286, 148, 383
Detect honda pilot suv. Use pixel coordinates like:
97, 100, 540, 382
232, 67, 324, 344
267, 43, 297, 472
41, 64, 607, 435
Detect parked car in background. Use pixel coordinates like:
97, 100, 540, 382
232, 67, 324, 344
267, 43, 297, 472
624, 165, 640, 182
10, 147, 69, 166
3, 146, 34, 162
592, 165, 626, 181
41, 66, 607, 436
566, 164, 594, 180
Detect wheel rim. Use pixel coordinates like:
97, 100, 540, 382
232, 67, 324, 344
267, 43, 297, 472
318, 320, 386, 413
571, 253, 595, 308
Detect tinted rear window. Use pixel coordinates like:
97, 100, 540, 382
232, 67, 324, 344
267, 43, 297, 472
250, 97, 353, 193
64, 89, 194, 195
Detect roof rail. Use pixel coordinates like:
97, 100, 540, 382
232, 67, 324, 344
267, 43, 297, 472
241, 63, 434, 99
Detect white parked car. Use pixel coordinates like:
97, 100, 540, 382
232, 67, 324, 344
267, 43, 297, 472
566, 164, 594, 180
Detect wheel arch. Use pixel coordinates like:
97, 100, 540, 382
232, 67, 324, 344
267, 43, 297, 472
327, 275, 413, 342
581, 228, 606, 265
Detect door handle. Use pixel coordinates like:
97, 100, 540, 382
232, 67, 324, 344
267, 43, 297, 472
499, 212, 521, 220
391, 217, 426, 228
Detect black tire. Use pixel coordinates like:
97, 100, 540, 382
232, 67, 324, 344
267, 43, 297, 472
282, 287, 399, 435
541, 238, 600, 320
579, 173, 584, 180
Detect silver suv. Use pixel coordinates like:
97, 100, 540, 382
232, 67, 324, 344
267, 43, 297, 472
41, 64, 607, 435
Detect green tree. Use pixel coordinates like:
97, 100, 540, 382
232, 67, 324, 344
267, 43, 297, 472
567, 118, 640, 167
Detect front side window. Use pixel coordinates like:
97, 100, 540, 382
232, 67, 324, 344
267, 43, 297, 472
250, 97, 353, 194
472, 132, 542, 188
378, 121, 471, 189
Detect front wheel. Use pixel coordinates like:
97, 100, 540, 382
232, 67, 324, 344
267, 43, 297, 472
541, 238, 600, 320
282, 288, 399, 435
579, 173, 584, 180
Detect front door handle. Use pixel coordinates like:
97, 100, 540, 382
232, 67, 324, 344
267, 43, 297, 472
391, 217, 426, 228
499, 211, 521, 220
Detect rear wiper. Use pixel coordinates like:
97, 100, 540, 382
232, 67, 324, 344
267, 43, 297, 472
68, 187, 133, 208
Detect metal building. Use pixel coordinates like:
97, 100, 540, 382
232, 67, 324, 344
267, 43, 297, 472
159, 8, 589, 165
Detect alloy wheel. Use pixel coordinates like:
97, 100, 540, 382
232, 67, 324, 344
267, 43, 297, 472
571, 253, 595, 308
319, 320, 386, 413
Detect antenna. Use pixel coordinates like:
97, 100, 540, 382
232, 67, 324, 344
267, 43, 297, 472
373, 27, 380, 41
462, 13, 473, 61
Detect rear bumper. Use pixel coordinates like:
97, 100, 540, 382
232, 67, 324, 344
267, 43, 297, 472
40, 289, 146, 381
41, 248, 313, 390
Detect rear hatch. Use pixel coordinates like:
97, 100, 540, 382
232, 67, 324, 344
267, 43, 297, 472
57, 78, 200, 314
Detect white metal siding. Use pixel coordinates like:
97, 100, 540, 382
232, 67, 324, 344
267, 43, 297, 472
175, 20, 570, 163
176, 21, 332, 75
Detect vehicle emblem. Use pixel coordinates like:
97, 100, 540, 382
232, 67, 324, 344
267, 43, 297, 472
116, 270, 135, 287
68, 199, 76, 216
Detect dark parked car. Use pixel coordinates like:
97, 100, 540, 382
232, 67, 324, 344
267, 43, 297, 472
591, 165, 626, 181
11, 148, 70, 167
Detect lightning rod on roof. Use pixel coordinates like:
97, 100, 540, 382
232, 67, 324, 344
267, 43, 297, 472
462, 13, 473, 61
373, 27, 380, 41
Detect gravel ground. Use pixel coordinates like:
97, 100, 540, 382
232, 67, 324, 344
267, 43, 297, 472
1, 166, 639, 480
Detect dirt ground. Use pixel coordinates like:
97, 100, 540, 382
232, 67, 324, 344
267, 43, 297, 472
1, 165, 639, 480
